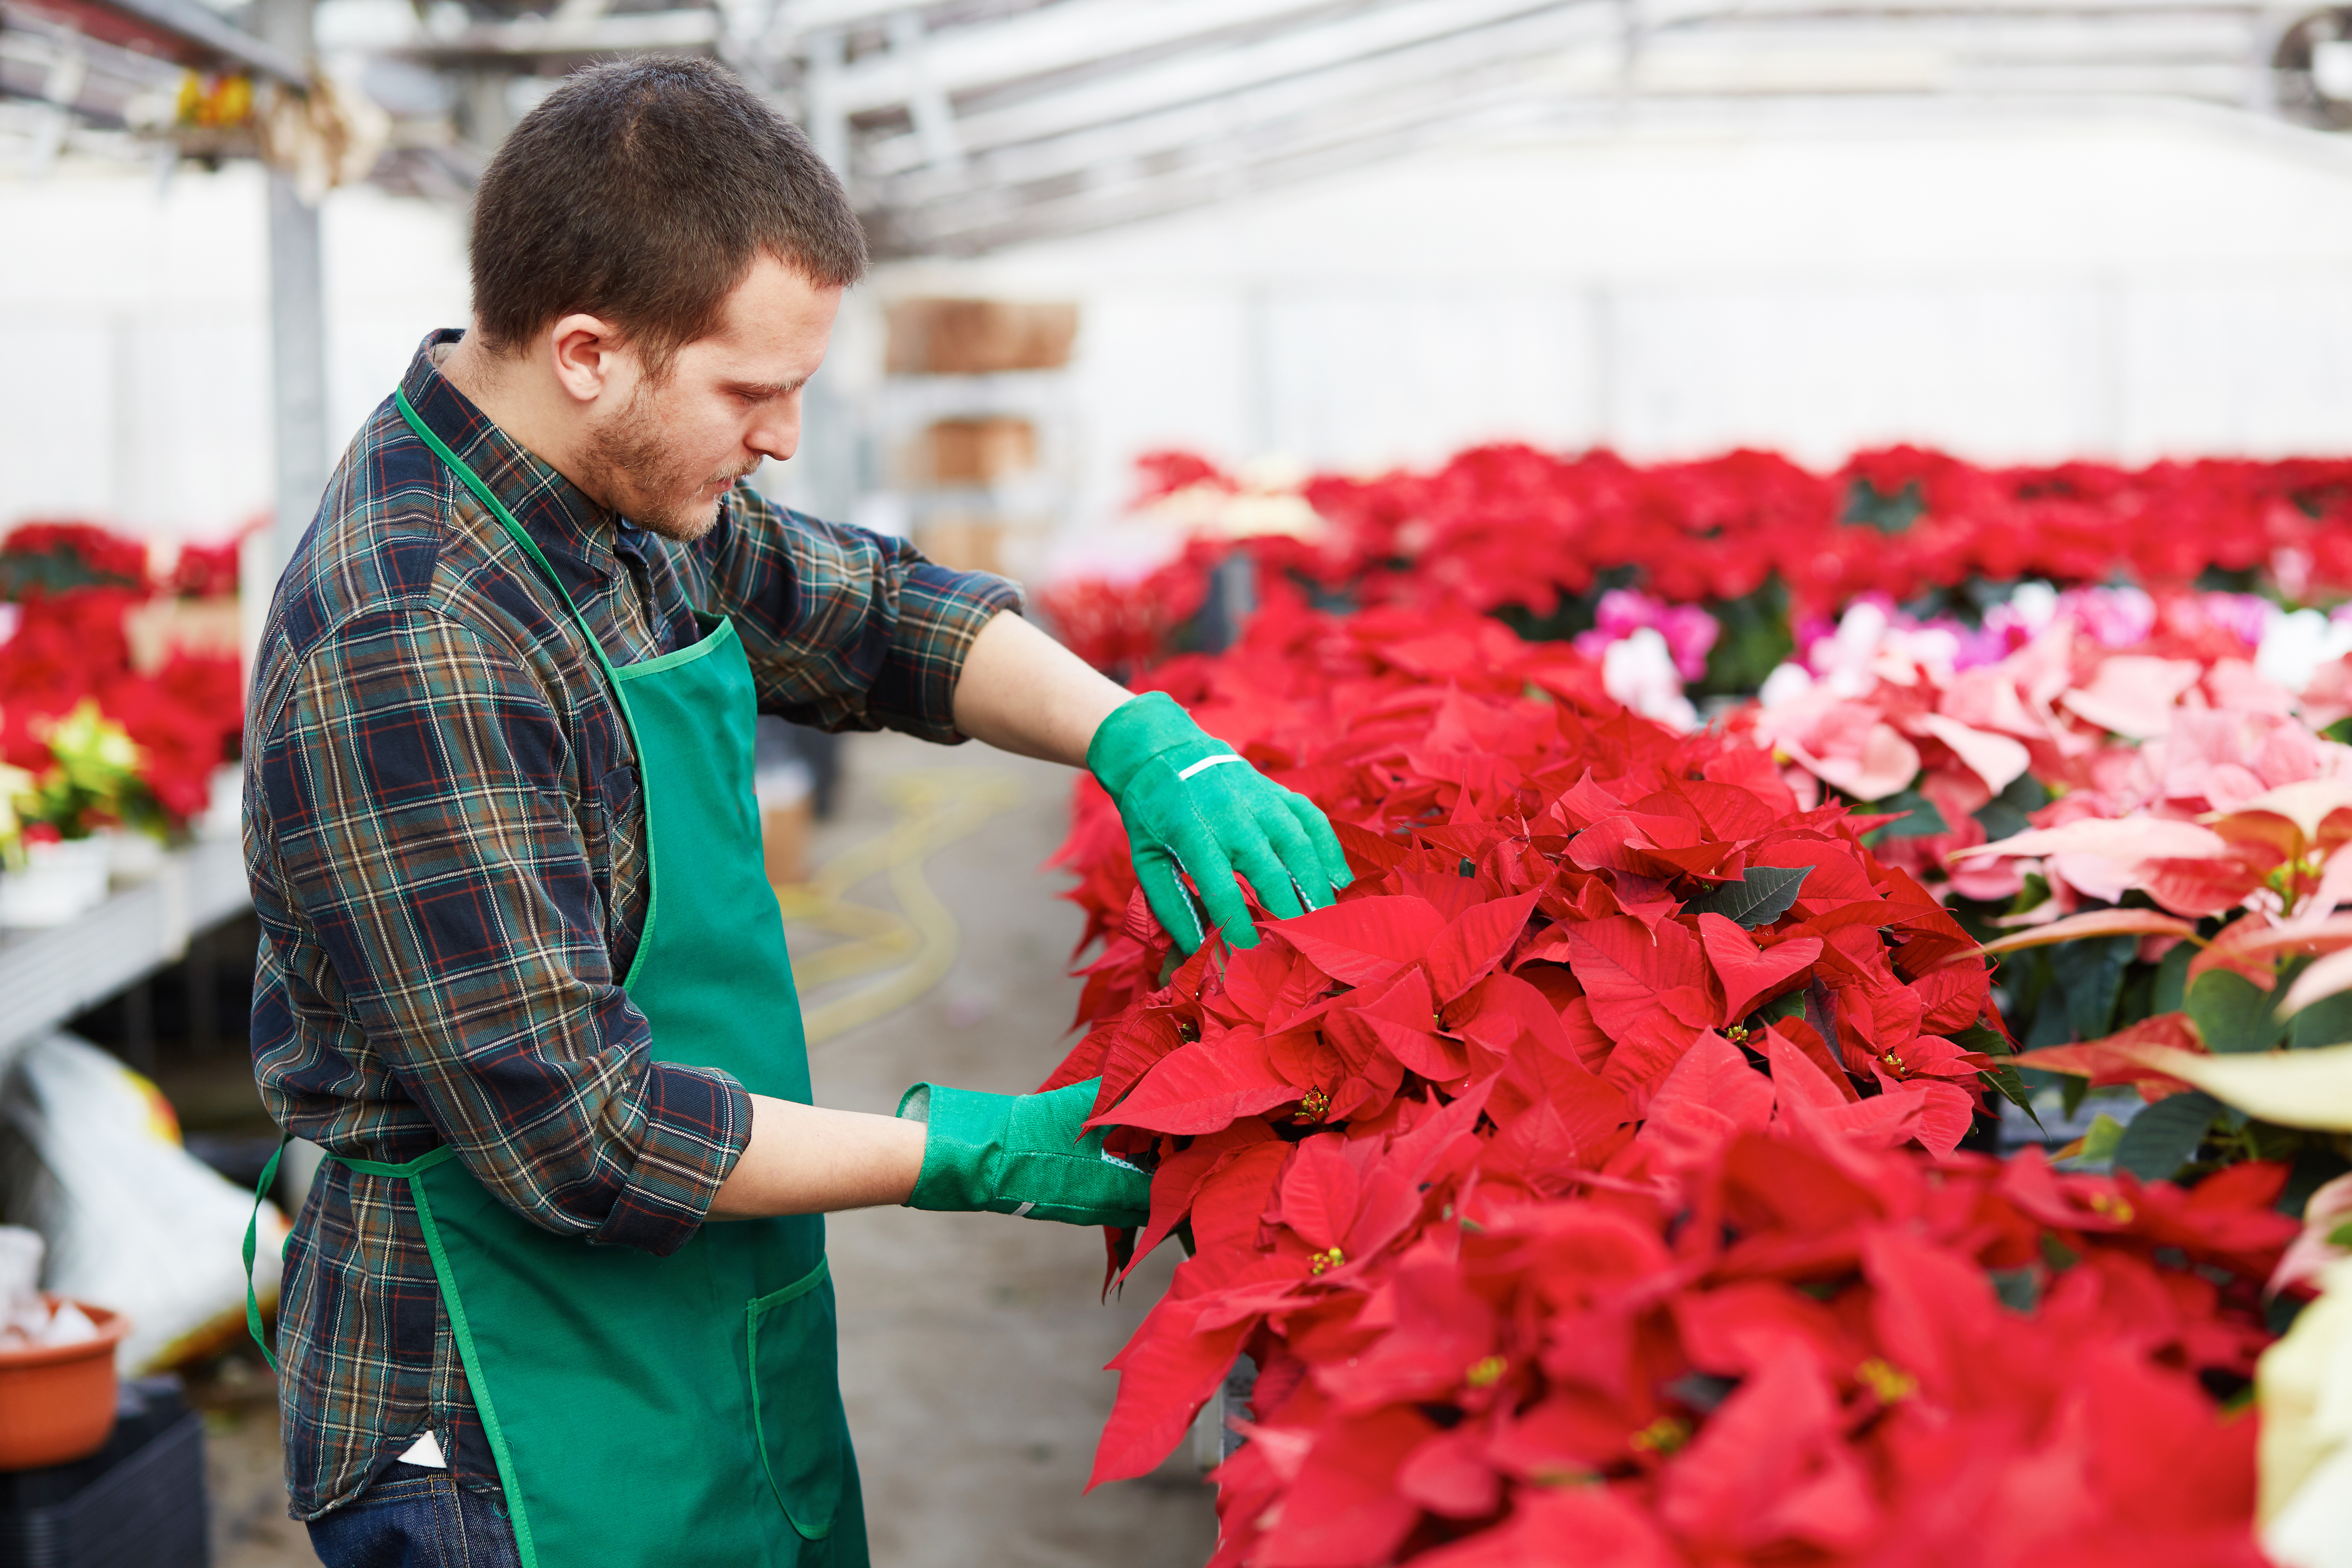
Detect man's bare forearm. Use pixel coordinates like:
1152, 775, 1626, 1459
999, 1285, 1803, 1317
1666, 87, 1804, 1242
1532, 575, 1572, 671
949, 610, 1130, 767
708, 1094, 927, 1218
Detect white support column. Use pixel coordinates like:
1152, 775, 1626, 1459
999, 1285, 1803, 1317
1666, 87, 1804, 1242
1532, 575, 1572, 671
258, 0, 329, 578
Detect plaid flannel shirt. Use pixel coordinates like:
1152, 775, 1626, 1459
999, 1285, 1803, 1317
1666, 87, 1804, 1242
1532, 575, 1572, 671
246, 330, 1022, 1518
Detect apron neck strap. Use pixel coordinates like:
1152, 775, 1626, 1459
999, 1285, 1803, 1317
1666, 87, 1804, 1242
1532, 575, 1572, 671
393, 387, 617, 679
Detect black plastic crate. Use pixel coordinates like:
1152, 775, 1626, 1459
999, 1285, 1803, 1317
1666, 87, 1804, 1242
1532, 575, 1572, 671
0, 1376, 209, 1568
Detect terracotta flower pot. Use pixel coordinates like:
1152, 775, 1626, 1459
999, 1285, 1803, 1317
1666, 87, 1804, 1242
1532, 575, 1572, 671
0, 1297, 131, 1470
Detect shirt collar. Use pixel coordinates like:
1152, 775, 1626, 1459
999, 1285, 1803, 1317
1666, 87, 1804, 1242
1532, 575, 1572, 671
399, 328, 622, 599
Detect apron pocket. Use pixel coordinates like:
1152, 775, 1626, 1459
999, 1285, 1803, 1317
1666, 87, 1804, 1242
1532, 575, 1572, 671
746, 1256, 845, 1541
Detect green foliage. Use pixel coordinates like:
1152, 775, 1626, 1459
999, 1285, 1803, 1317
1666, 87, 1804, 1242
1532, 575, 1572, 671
1951, 1023, 2039, 1128
1843, 477, 1926, 536
1971, 774, 2051, 846
2185, 969, 2290, 1055
2074, 1113, 2128, 1166
2151, 940, 2192, 1016
2046, 933, 2136, 1042
1490, 565, 1639, 647
2060, 1071, 2090, 1121
2292, 987, 2352, 1050
2193, 564, 2262, 593
1695, 578, 1794, 698
1860, 790, 1951, 845
2114, 1091, 2223, 1181
1687, 865, 1812, 928
0, 546, 140, 600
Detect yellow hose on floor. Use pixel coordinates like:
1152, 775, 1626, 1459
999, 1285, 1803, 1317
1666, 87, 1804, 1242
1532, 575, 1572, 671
775, 769, 1025, 1045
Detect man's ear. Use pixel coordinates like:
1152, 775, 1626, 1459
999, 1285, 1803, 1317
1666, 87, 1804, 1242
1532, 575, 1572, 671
547, 314, 624, 405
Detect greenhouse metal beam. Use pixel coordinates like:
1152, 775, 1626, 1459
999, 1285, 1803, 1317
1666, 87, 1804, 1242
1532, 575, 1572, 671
857, 0, 1592, 178
886, 52, 1588, 252
807, 0, 1353, 117
875, 18, 2280, 252
395, 7, 720, 60
871, 0, 2264, 247
869, 0, 1619, 209
13, 0, 303, 79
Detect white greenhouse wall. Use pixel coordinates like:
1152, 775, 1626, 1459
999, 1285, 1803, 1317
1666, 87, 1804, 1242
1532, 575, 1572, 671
7, 100, 2352, 548
880, 101, 2352, 537
0, 161, 468, 543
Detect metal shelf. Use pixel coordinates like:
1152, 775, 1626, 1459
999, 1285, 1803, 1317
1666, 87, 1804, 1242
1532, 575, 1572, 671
0, 835, 250, 1071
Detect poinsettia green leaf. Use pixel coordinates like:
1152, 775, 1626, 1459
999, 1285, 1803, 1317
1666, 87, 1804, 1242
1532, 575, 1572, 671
2292, 987, 2352, 1050
1686, 865, 1811, 929
2048, 934, 2135, 1042
2084, 1112, 2129, 1161
2186, 969, 2288, 1055
1861, 789, 1951, 842
1950, 1023, 2042, 1127
2112, 1091, 2222, 1181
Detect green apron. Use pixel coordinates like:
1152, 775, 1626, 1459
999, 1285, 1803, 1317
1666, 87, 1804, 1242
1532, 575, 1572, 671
251, 389, 866, 1568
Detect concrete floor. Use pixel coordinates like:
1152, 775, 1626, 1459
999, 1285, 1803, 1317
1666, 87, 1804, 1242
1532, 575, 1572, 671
203, 728, 1217, 1568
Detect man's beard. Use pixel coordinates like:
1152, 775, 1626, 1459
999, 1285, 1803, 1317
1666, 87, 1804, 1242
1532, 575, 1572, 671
575, 382, 759, 542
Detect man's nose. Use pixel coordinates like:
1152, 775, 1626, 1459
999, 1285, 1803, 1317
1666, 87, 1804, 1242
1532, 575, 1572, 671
748, 398, 802, 464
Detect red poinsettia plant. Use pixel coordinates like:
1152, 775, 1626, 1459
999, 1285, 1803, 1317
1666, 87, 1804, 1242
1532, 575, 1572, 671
1047, 588, 2295, 1565
1040, 444, 2352, 682
0, 521, 243, 837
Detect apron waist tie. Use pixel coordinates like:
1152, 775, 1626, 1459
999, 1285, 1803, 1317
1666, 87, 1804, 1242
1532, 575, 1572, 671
243, 1140, 463, 1369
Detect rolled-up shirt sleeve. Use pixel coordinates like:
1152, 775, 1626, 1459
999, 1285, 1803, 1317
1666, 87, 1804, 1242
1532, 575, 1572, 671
257, 604, 748, 1253
698, 486, 1024, 743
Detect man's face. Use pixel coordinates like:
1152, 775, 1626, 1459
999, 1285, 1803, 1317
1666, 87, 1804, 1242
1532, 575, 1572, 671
575, 256, 842, 541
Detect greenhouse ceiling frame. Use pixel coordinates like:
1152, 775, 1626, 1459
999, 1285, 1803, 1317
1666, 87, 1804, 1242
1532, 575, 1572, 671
739, 0, 2342, 254
8, 0, 2351, 252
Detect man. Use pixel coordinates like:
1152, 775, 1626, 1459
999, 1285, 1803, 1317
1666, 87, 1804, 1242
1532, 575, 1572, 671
244, 56, 1350, 1568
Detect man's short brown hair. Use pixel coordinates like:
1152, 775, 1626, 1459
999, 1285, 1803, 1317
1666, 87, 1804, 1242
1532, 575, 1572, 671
469, 56, 866, 371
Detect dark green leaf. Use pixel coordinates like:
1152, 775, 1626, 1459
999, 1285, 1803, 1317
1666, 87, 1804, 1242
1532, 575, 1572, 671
1996, 773, 2051, 815
1844, 477, 1926, 535
2112, 1091, 2223, 1181
2186, 969, 2289, 1055
2047, 934, 2135, 1041
1978, 1064, 2042, 1129
1973, 773, 2049, 845
1989, 1267, 2040, 1312
1950, 1025, 2042, 1128
1973, 796, 2033, 844
1861, 790, 1951, 842
1695, 578, 1794, 699
1755, 990, 1806, 1025
1688, 865, 1812, 929
2294, 987, 2352, 1050
2060, 1072, 2089, 1120
2151, 939, 2192, 1016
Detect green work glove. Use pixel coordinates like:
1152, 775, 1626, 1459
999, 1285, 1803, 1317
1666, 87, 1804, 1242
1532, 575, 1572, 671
897, 1078, 1151, 1229
1088, 691, 1352, 951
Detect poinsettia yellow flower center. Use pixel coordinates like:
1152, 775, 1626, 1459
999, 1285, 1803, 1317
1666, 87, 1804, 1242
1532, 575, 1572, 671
2088, 1191, 2135, 1225
1630, 1416, 1691, 1456
1858, 1357, 1918, 1402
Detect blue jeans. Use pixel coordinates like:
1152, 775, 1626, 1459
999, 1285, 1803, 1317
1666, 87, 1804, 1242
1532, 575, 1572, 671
307, 1463, 520, 1568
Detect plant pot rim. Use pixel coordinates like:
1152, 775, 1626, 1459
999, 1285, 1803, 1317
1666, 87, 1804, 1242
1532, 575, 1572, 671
0, 1296, 129, 1370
